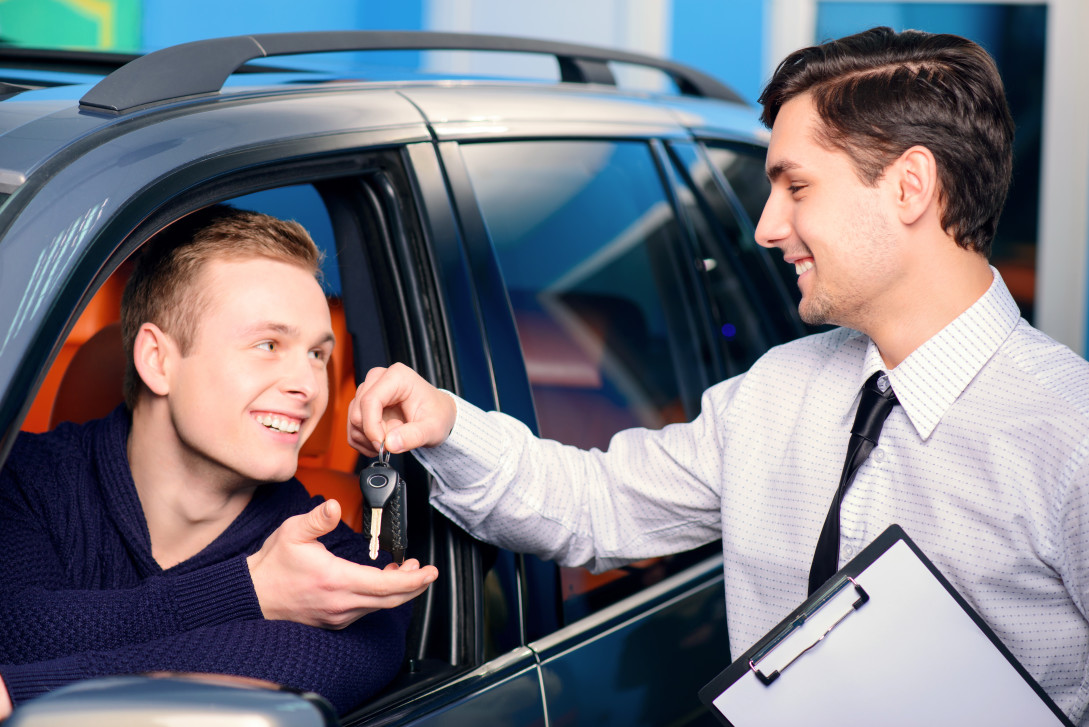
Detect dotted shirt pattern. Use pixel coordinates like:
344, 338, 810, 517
418, 270, 1089, 724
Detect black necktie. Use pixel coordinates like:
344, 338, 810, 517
807, 371, 898, 594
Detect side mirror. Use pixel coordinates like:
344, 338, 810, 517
6, 674, 339, 727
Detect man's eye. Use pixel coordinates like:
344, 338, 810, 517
788, 184, 805, 195
257, 341, 276, 352
309, 349, 327, 361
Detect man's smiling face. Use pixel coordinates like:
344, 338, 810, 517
162, 256, 334, 487
755, 93, 904, 332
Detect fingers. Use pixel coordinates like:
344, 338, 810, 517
347, 363, 456, 455
347, 367, 389, 456
351, 562, 438, 607
384, 558, 421, 572
317, 560, 438, 628
383, 421, 436, 454
293, 500, 341, 543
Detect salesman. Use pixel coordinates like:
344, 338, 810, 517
349, 27, 1089, 725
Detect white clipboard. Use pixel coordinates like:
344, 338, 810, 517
698, 525, 1074, 727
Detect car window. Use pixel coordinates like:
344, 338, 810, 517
702, 141, 771, 233
21, 182, 366, 501
663, 142, 775, 377
691, 141, 814, 341
459, 139, 714, 624
229, 185, 343, 296
14, 168, 478, 703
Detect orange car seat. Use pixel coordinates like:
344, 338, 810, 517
21, 272, 128, 434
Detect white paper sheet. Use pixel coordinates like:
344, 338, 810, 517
710, 540, 1067, 727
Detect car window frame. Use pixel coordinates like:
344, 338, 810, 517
1, 140, 552, 725
440, 133, 736, 632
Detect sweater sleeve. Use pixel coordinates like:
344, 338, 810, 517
0, 556, 265, 663
0, 468, 265, 662
0, 600, 413, 716
0, 487, 390, 666
0, 422, 412, 715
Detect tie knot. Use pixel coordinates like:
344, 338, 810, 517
853, 371, 898, 439
865, 370, 897, 402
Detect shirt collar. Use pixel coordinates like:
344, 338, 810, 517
858, 267, 1021, 441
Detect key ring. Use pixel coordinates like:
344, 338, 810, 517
377, 442, 391, 465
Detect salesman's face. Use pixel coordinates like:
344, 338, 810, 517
755, 93, 904, 332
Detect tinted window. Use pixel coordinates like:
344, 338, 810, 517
664, 143, 775, 377
460, 139, 710, 622
696, 142, 815, 340
703, 142, 770, 232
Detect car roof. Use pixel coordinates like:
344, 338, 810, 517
0, 29, 772, 475
0, 31, 766, 184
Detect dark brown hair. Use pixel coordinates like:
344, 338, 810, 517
759, 26, 1014, 255
121, 205, 322, 408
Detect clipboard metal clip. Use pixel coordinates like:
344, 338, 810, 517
749, 576, 870, 686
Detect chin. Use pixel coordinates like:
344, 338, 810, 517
244, 461, 299, 484
798, 295, 836, 327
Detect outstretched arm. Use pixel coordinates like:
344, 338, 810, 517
0, 486, 434, 662
348, 364, 727, 573
0, 523, 263, 663
0, 599, 412, 716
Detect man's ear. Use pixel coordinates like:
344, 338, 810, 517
893, 145, 939, 226
132, 323, 175, 397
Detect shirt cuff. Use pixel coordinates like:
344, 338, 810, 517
413, 393, 511, 487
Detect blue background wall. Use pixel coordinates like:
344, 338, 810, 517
0, 0, 1066, 347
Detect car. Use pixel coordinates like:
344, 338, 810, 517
0, 31, 814, 726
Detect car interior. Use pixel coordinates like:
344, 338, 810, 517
13, 171, 467, 697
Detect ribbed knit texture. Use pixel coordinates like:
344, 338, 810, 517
0, 406, 410, 715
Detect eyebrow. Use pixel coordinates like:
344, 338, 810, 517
243, 321, 335, 348
766, 159, 801, 182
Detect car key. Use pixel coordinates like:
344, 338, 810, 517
360, 445, 399, 561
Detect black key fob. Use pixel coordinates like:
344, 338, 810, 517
359, 448, 407, 564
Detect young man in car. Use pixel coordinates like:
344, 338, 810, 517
0, 206, 438, 718
348, 27, 1089, 724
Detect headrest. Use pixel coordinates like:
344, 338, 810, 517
50, 322, 126, 427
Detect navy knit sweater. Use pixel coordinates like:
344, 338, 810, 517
0, 407, 411, 715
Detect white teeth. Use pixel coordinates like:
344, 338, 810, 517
258, 414, 300, 433
794, 260, 814, 276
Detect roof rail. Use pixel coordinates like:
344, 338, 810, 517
79, 30, 744, 114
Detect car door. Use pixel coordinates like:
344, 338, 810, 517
0, 90, 551, 727
443, 135, 737, 726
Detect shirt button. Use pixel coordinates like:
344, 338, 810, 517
873, 447, 886, 462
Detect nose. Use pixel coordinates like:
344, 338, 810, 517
283, 352, 326, 404
754, 189, 791, 250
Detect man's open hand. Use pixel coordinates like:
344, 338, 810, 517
247, 499, 437, 629
347, 363, 457, 457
